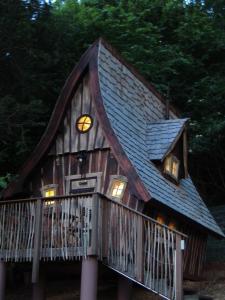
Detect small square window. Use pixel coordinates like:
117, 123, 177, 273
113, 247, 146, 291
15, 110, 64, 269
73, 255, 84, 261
164, 155, 180, 180
111, 180, 125, 197
107, 176, 127, 201
44, 189, 56, 198
41, 184, 58, 206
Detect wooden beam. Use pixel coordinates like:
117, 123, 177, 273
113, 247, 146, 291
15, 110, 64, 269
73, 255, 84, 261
136, 216, 144, 282
183, 130, 188, 178
175, 235, 183, 300
32, 199, 43, 284
0, 260, 6, 300
88, 194, 99, 256
80, 256, 98, 300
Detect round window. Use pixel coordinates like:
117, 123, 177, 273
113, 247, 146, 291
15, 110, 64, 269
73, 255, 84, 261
76, 115, 93, 133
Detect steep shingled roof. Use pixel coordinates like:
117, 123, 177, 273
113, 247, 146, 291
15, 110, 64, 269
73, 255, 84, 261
3, 38, 223, 237
146, 118, 188, 161
97, 40, 224, 237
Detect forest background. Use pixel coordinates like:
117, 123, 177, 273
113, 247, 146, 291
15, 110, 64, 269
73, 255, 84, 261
0, 0, 225, 206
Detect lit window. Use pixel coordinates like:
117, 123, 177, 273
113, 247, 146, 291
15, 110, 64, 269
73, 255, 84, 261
164, 155, 179, 180
76, 115, 93, 133
44, 189, 56, 205
168, 221, 176, 230
107, 176, 127, 200
44, 189, 56, 198
156, 215, 165, 225
41, 185, 57, 206
111, 180, 125, 197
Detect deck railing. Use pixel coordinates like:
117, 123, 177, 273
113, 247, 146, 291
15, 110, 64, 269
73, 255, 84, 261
0, 193, 186, 300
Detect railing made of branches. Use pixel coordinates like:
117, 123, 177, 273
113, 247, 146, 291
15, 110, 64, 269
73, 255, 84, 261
0, 193, 185, 299
100, 196, 185, 300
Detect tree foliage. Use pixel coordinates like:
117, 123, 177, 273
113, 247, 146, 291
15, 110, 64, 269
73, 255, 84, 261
0, 0, 225, 205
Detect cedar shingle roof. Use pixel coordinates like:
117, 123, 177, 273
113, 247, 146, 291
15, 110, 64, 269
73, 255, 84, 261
98, 40, 224, 237
5, 39, 223, 237
146, 118, 188, 161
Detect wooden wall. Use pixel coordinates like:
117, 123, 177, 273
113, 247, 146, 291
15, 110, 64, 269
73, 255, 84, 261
27, 149, 140, 209
182, 226, 207, 279
24, 69, 206, 280
144, 203, 208, 279
49, 73, 109, 156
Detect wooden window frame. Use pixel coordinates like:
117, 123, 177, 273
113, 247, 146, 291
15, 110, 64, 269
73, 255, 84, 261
107, 175, 128, 201
41, 184, 58, 198
76, 114, 93, 134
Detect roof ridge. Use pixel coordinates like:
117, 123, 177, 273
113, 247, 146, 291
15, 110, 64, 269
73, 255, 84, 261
147, 118, 189, 125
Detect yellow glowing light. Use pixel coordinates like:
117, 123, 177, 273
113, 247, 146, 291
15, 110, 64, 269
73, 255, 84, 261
111, 180, 125, 198
168, 221, 176, 230
76, 115, 92, 133
45, 189, 56, 198
164, 155, 179, 180
172, 160, 178, 177
156, 215, 165, 225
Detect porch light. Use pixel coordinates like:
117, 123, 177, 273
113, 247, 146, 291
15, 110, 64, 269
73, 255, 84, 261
168, 221, 176, 230
156, 215, 165, 225
76, 115, 93, 133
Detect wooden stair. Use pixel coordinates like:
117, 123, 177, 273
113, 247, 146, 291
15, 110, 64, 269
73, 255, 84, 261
184, 289, 213, 300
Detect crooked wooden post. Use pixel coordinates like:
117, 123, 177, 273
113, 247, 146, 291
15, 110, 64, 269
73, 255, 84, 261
0, 260, 6, 300
32, 198, 45, 300
175, 234, 183, 300
136, 215, 144, 282
80, 194, 99, 300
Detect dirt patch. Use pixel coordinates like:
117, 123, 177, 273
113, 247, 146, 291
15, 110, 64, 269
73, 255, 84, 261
184, 279, 225, 300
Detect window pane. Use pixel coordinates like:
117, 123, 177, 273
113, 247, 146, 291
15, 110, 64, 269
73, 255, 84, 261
76, 115, 92, 132
45, 189, 56, 198
165, 157, 171, 172
172, 161, 178, 177
111, 180, 125, 198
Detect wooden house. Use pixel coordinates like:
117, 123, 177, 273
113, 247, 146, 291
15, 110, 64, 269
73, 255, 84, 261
0, 38, 224, 300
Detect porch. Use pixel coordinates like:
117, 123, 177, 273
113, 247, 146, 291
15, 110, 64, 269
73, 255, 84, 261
0, 193, 186, 300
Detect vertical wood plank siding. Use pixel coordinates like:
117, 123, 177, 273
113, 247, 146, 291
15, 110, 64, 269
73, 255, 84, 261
28, 149, 137, 209
51, 74, 109, 155
26, 72, 137, 207
182, 227, 207, 279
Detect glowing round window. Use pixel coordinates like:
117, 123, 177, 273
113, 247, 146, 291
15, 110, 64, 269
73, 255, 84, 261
76, 115, 93, 133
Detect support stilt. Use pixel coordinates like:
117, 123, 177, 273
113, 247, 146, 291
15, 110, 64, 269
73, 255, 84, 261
80, 256, 98, 300
117, 276, 132, 300
32, 274, 45, 300
0, 261, 6, 300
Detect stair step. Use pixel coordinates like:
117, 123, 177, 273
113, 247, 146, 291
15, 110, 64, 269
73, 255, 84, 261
184, 288, 198, 295
184, 295, 199, 300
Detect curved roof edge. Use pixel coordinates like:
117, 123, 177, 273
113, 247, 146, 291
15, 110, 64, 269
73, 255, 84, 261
3, 38, 150, 202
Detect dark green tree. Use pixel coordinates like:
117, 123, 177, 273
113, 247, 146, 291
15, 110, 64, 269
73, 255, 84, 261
0, 0, 225, 205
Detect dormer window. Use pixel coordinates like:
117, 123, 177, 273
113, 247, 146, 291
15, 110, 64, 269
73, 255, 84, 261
107, 175, 127, 201
164, 155, 180, 181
